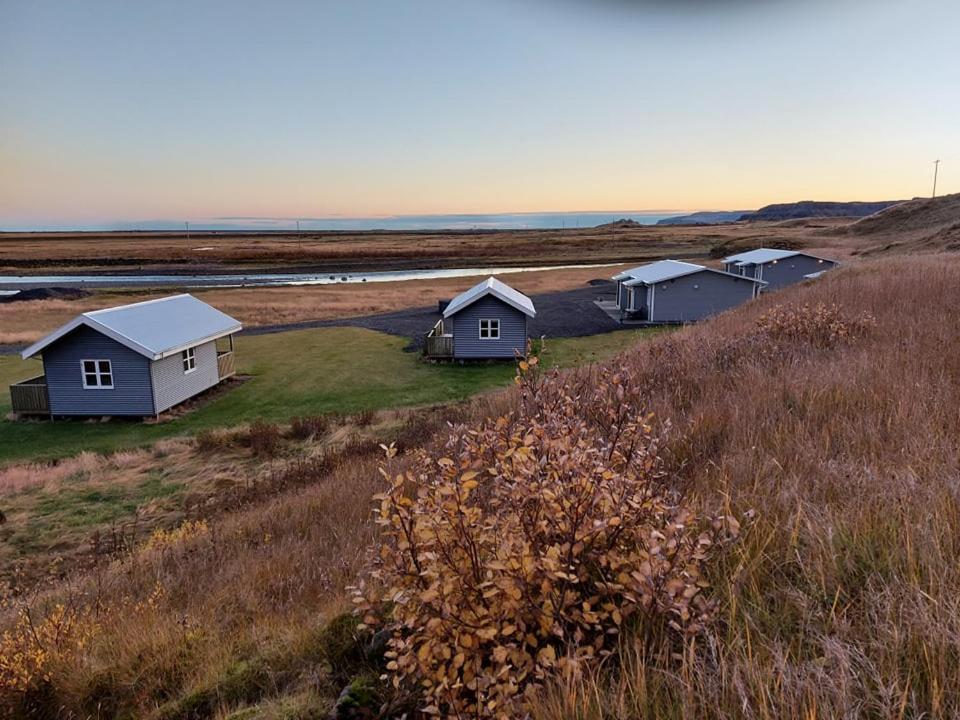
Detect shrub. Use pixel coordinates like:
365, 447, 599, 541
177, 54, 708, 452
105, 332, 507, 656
354, 409, 376, 428
195, 429, 231, 453
354, 360, 742, 718
288, 415, 331, 441
244, 421, 283, 458
714, 301, 875, 370
0, 601, 97, 714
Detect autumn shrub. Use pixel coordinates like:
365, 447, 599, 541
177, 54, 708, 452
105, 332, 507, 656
354, 359, 743, 718
195, 428, 233, 453
0, 600, 98, 714
288, 415, 331, 441
714, 301, 875, 370
354, 409, 377, 428
244, 421, 283, 458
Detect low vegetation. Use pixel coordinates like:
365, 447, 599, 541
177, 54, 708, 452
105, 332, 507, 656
2, 254, 959, 718
0, 326, 651, 463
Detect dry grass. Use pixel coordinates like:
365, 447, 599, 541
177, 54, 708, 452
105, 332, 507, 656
0, 223, 820, 272
3, 254, 959, 718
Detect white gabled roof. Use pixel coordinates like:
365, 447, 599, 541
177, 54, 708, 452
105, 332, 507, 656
22, 294, 242, 360
443, 277, 536, 319
722, 248, 801, 265
612, 259, 706, 285
613, 259, 767, 287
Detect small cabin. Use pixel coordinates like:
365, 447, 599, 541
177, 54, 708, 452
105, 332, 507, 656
612, 259, 765, 323
721, 248, 838, 290
425, 277, 535, 360
10, 294, 241, 418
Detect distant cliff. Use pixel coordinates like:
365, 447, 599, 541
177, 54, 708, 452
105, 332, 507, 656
740, 200, 902, 222
656, 211, 749, 226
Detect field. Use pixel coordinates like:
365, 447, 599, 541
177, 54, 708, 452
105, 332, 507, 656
1, 254, 958, 717
0, 326, 652, 464
0, 222, 844, 275
3, 204, 960, 718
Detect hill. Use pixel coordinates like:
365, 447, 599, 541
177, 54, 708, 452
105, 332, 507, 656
656, 210, 750, 225
4, 254, 960, 717
740, 199, 902, 222
842, 192, 960, 255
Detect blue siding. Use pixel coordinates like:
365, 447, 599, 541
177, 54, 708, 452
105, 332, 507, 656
451, 296, 528, 359
757, 254, 836, 289
150, 340, 220, 413
42, 325, 155, 416
650, 270, 757, 323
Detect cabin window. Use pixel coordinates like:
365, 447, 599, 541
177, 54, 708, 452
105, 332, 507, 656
81, 359, 113, 389
479, 319, 500, 340
182, 347, 197, 374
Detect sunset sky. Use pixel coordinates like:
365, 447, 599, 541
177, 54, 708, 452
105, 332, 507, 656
1, 0, 958, 229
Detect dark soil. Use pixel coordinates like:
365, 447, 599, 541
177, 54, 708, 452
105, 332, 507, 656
0, 287, 92, 303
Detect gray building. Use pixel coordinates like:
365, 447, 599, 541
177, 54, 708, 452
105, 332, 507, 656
612, 259, 765, 322
425, 277, 535, 360
10, 294, 241, 418
721, 248, 838, 290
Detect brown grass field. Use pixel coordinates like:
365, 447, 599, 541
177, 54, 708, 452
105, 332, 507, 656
3, 248, 960, 717
0, 220, 857, 275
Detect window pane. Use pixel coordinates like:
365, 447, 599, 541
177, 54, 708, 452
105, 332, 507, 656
85, 373, 98, 386
101, 373, 113, 386
83, 360, 96, 373
98, 360, 111, 373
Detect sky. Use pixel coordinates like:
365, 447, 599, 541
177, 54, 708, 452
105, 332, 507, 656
1, 0, 958, 230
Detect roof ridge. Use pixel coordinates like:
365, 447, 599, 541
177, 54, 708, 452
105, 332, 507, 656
84, 293, 192, 317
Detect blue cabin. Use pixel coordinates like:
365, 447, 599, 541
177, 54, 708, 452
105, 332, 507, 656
612, 259, 765, 323
10, 294, 241, 418
425, 277, 536, 360
721, 248, 838, 290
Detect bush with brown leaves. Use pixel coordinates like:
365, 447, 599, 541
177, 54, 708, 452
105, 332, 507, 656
354, 359, 742, 718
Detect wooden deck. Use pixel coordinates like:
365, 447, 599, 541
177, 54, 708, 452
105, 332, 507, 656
424, 334, 454, 358
424, 319, 454, 358
217, 350, 236, 380
10, 375, 50, 416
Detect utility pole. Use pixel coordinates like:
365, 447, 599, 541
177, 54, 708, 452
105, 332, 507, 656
185, 221, 190, 242
932, 159, 940, 198
296, 219, 301, 250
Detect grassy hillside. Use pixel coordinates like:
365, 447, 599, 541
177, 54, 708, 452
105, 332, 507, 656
0, 326, 649, 464
3, 255, 960, 718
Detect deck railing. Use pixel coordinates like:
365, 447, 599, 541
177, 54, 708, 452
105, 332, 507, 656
424, 319, 454, 358
10, 375, 49, 416
217, 351, 236, 380
425, 334, 454, 358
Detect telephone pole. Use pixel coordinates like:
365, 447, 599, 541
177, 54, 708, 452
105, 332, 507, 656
185, 221, 190, 242
932, 159, 940, 198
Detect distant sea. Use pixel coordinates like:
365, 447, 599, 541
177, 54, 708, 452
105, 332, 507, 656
3, 211, 686, 233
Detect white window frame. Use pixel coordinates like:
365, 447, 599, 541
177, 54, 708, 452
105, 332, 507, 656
80, 359, 114, 390
182, 347, 197, 374
479, 318, 500, 340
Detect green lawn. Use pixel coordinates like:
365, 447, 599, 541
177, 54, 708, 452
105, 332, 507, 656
0, 326, 656, 464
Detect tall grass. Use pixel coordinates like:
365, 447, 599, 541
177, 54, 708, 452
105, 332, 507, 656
2, 254, 959, 718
